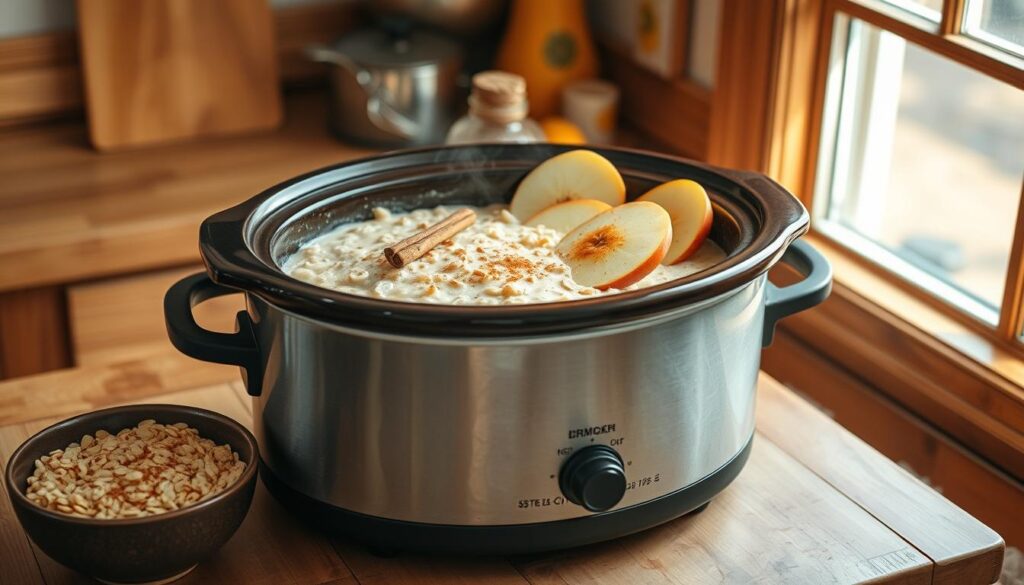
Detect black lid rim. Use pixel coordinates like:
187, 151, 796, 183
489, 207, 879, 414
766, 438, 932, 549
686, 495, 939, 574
198, 144, 809, 337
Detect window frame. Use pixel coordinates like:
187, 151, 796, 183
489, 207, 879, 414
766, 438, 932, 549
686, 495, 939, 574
806, 0, 1024, 348
961, 0, 1024, 59
813, 12, 1018, 326
714, 0, 1024, 478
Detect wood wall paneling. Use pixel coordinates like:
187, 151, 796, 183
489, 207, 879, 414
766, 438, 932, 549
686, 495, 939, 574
767, 0, 827, 202
0, 287, 72, 378
67, 266, 245, 367
0, 33, 81, 127
670, 0, 692, 79
707, 0, 784, 171
601, 43, 711, 160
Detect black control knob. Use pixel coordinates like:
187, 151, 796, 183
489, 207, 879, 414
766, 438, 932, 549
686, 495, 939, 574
559, 445, 627, 512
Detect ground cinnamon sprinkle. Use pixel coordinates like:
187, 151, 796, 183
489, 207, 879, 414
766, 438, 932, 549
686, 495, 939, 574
497, 255, 533, 272
477, 254, 541, 284
569, 225, 624, 261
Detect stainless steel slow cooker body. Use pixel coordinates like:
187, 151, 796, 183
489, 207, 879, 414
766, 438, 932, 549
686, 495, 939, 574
165, 144, 831, 554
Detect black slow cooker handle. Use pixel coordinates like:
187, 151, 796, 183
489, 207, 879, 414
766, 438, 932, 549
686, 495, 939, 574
164, 273, 263, 396
762, 239, 832, 347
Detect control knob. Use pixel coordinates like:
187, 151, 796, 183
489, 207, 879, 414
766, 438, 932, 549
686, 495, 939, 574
558, 445, 627, 512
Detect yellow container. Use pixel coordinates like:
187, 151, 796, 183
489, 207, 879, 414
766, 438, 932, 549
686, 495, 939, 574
496, 0, 598, 118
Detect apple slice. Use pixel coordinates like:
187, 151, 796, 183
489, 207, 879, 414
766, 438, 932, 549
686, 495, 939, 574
637, 179, 713, 264
509, 150, 626, 221
525, 198, 613, 233
556, 201, 672, 290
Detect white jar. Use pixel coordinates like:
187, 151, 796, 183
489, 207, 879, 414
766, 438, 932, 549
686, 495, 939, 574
446, 71, 546, 144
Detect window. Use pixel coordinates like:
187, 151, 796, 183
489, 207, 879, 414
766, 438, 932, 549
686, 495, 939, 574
963, 0, 1024, 57
811, 0, 1024, 337
881, 0, 943, 23
749, 0, 1024, 497
815, 16, 1024, 323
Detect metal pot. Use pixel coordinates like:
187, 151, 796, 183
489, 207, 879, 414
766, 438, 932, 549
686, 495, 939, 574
164, 144, 831, 554
307, 29, 462, 147
369, 0, 508, 36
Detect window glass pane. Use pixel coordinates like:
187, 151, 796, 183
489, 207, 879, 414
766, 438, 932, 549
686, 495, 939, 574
882, 0, 943, 21
816, 17, 1024, 322
964, 0, 1024, 57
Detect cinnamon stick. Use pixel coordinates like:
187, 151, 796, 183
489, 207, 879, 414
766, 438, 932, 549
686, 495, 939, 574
384, 208, 477, 268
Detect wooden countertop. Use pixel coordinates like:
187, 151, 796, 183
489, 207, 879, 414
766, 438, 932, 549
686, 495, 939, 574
0, 359, 1004, 585
0, 91, 375, 293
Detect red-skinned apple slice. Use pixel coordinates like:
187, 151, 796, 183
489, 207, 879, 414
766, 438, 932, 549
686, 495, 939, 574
509, 150, 626, 221
637, 179, 713, 264
556, 201, 672, 290
525, 198, 612, 233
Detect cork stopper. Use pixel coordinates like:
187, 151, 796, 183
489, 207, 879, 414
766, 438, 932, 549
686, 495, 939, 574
470, 71, 529, 124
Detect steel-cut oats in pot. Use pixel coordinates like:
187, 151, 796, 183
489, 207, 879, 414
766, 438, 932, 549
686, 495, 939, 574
283, 205, 725, 305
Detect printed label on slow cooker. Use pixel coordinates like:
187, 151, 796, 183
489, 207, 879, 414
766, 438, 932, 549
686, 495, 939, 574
517, 496, 567, 509
625, 474, 661, 491
567, 423, 616, 440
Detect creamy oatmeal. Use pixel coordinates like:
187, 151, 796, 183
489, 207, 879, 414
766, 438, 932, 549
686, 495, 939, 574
283, 205, 726, 305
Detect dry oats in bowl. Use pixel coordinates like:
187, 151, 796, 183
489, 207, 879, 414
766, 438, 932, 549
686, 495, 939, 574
4, 404, 258, 585
25, 418, 247, 519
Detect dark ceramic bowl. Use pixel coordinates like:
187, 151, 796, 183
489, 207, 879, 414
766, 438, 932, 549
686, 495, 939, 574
4, 404, 258, 585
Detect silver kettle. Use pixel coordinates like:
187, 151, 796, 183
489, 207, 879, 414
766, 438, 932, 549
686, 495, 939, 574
307, 29, 463, 147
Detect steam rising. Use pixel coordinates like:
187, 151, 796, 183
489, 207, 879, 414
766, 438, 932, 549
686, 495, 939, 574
269, 144, 572, 267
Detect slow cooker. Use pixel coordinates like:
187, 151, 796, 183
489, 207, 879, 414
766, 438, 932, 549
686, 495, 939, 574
164, 144, 831, 554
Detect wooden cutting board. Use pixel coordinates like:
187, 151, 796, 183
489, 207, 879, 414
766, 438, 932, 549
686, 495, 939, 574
76, 0, 282, 150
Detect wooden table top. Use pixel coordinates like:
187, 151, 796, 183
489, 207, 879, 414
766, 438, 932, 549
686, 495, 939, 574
0, 91, 374, 293
0, 361, 1003, 585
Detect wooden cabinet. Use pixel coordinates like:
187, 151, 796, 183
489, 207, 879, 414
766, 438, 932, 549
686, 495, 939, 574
0, 287, 70, 378
0, 92, 374, 379
67, 266, 244, 367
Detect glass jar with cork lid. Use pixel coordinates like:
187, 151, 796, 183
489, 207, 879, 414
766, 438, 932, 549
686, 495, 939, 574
445, 71, 546, 144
